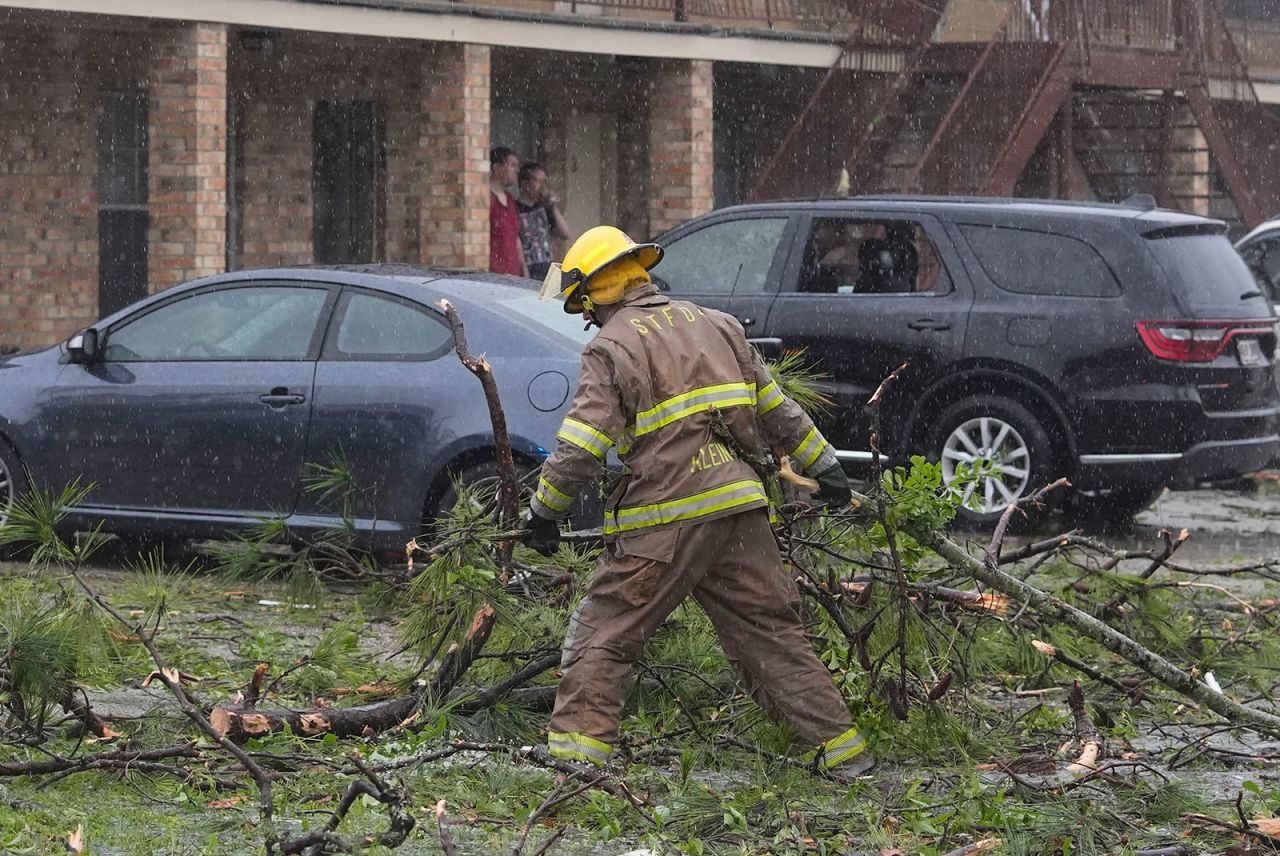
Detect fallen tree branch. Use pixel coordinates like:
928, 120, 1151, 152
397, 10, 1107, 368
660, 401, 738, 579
210, 695, 420, 745
985, 479, 1070, 565
455, 651, 560, 712
430, 604, 498, 701
1096, 528, 1190, 616
277, 754, 415, 855
213, 651, 559, 745
928, 518, 1280, 733
435, 800, 458, 856
839, 486, 1280, 736
839, 579, 1008, 615
1031, 639, 1138, 699
940, 839, 1001, 856
58, 685, 115, 740
1066, 681, 1102, 773
0, 744, 200, 778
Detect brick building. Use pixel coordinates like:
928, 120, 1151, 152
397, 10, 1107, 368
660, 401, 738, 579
1, 0, 1278, 349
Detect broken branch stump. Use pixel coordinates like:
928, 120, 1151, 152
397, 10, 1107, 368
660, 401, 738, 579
210, 695, 419, 744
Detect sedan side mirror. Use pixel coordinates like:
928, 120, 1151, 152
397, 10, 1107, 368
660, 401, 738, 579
67, 329, 100, 365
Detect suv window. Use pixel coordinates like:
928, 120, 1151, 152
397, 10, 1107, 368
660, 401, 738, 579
960, 225, 1121, 297
326, 292, 452, 361
104, 286, 329, 362
652, 217, 787, 295
1149, 233, 1266, 311
796, 218, 950, 295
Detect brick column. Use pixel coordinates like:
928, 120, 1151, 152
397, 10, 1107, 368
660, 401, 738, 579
421, 43, 490, 269
647, 59, 714, 237
148, 21, 228, 291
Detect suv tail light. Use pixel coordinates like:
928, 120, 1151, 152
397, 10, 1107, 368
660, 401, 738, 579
1136, 320, 1276, 362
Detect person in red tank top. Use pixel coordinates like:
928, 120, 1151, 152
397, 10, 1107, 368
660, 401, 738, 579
489, 147, 527, 277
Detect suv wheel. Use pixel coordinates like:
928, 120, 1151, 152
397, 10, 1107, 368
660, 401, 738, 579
929, 396, 1056, 529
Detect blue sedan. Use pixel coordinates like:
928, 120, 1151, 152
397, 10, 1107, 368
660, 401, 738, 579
0, 266, 594, 551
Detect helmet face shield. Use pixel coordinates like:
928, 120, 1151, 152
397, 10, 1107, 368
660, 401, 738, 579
538, 263, 566, 302
538, 263, 585, 311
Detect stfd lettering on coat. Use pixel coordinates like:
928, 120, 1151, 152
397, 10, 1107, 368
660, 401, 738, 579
690, 441, 737, 473
629, 304, 704, 336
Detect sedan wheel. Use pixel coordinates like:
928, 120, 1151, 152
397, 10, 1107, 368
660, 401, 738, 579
0, 443, 26, 534
940, 416, 1031, 515
0, 458, 11, 526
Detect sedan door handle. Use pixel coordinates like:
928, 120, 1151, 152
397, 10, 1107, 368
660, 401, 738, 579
260, 389, 306, 407
907, 318, 951, 332
747, 337, 784, 358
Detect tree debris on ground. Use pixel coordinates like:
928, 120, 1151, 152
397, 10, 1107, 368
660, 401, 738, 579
3, 308, 1280, 854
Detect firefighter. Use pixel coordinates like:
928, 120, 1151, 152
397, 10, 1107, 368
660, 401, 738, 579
524, 225, 874, 780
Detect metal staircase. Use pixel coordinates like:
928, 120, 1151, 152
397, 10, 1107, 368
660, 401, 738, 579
746, 0, 948, 201
1180, 0, 1280, 227
750, 0, 1280, 229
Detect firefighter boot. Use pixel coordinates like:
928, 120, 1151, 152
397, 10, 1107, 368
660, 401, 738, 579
826, 749, 876, 782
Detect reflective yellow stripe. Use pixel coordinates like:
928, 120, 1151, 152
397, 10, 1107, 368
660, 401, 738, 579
557, 417, 613, 460
804, 725, 867, 769
547, 731, 611, 766
633, 382, 757, 437
791, 427, 830, 471
603, 479, 767, 535
818, 726, 867, 769
756, 381, 785, 416
535, 477, 574, 513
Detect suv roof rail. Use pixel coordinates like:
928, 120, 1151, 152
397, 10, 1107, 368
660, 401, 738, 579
1121, 193, 1159, 211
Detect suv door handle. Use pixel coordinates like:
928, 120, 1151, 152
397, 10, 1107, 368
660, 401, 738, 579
907, 318, 951, 332
260, 388, 306, 407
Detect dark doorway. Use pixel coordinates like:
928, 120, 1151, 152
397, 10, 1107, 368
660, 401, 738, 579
313, 100, 384, 264
98, 91, 149, 318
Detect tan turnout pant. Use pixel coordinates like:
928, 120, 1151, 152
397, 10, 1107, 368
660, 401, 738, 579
547, 509, 863, 767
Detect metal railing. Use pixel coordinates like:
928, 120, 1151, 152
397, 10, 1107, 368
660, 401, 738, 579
994, 0, 1175, 51
457, 0, 943, 39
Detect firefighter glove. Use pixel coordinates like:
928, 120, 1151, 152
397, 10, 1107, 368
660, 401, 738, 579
523, 511, 562, 557
814, 464, 853, 508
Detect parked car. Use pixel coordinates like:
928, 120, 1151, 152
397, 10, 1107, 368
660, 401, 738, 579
0, 265, 597, 552
1236, 216, 1280, 308
650, 195, 1280, 527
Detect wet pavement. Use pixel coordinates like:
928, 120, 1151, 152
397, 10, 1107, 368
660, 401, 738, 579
996, 484, 1280, 573
1129, 484, 1280, 566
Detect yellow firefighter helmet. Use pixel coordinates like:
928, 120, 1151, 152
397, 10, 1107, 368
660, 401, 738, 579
538, 225, 663, 314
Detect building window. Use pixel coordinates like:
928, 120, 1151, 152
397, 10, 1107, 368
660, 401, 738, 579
98, 91, 149, 317
313, 99, 385, 265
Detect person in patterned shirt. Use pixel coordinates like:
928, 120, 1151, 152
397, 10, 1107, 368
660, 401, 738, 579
516, 162, 571, 281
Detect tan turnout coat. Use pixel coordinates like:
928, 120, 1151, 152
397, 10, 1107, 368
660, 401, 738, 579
531, 283, 838, 542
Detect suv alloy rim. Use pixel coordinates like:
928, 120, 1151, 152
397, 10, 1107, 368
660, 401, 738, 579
940, 417, 1031, 514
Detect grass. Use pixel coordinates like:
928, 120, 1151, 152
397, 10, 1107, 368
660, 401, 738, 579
2, 464, 1279, 854
0, 557, 1267, 855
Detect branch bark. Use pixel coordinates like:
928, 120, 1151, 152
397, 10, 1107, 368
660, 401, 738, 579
439, 298, 519, 580
210, 695, 420, 745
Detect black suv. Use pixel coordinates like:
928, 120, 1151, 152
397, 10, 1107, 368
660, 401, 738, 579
650, 196, 1280, 526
